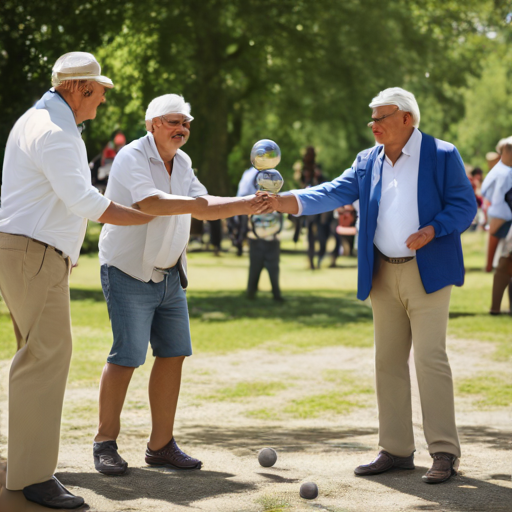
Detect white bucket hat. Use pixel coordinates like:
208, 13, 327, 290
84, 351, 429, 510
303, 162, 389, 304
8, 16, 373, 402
145, 94, 194, 122
51, 52, 114, 88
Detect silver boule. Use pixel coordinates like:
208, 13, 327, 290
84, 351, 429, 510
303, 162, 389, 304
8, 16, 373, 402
250, 139, 281, 170
300, 482, 318, 500
258, 447, 278, 467
256, 169, 283, 194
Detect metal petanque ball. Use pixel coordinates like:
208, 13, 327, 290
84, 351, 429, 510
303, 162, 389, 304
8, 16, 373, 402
300, 482, 319, 500
256, 169, 284, 194
251, 139, 281, 170
252, 212, 282, 239
258, 447, 278, 467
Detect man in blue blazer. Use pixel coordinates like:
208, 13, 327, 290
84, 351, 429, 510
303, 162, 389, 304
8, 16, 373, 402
263, 87, 476, 484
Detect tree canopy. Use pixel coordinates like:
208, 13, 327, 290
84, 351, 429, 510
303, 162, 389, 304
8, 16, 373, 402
0, 0, 510, 191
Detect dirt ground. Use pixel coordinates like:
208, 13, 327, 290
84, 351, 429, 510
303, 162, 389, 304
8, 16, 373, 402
1, 337, 511, 512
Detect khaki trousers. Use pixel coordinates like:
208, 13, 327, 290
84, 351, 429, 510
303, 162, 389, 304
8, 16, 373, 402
0, 233, 71, 490
370, 256, 461, 458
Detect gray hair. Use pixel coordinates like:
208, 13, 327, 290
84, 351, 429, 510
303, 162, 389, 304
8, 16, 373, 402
369, 87, 420, 128
496, 136, 512, 154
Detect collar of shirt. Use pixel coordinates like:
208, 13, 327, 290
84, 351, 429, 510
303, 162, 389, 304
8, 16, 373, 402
146, 131, 166, 165
383, 127, 421, 167
35, 89, 82, 137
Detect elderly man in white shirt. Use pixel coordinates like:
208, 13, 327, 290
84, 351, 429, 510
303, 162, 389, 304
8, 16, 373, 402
261, 87, 476, 484
481, 136, 512, 313
93, 94, 269, 475
0, 52, 157, 509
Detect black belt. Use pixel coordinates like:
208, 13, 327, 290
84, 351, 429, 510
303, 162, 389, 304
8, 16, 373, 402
380, 253, 414, 264
31, 238, 65, 257
376, 247, 414, 264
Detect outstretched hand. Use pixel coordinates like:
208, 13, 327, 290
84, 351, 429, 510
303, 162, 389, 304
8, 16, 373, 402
405, 225, 435, 251
246, 193, 275, 214
252, 191, 280, 212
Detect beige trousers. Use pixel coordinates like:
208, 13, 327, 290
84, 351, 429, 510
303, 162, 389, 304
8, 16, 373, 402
370, 256, 461, 458
0, 233, 71, 490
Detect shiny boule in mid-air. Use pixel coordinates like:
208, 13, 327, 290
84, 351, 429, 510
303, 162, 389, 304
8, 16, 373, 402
250, 139, 281, 171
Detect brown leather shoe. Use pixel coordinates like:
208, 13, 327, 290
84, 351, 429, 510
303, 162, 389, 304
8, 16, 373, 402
354, 450, 415, 476
422, 452, 459, 484
145, 437, 202, 470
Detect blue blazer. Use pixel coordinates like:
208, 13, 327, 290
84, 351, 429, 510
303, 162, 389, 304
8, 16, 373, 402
294, 133, 477, 301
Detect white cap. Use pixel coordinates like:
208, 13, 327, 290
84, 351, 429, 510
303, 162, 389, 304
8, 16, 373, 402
145, 94, 193, 122
51, 52, 114, 88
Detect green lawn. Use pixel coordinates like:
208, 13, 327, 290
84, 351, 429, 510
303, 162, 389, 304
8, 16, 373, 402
0, 229, 509, 387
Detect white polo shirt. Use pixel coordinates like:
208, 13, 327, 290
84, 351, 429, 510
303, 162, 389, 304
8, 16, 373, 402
481, 160, 512, 221
99, 133, 208, 282
0, 90, 111, 263
373, 128, 422, 258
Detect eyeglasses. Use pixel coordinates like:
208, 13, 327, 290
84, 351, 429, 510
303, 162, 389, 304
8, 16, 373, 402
160, 116, 191, 129
367, 107, 400, 127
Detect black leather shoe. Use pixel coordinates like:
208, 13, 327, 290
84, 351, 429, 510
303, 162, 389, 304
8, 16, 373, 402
354, 450, 415, 476
422, 452, 459, 484
22, 476, 85, 509
93, 440, 128, 475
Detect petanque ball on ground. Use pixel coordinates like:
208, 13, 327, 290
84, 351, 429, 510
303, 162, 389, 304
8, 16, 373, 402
300, 482, 318, 500
258, 447, 277, 467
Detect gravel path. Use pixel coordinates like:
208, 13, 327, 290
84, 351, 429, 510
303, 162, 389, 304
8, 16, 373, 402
1, 338, 511, 512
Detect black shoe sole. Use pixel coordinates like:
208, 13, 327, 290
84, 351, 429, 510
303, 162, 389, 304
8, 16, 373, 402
95, 466, 128, 476
145, 460, 202, 470
355, 465, 415, 476
23, 492, 85, 510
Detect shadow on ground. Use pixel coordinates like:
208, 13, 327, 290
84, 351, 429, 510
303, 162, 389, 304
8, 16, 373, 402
172, 425, 377, 454
365, 468, 512, 512
458, 426, 512, 451
57, 468, 254, 507
187, 291, 372, 328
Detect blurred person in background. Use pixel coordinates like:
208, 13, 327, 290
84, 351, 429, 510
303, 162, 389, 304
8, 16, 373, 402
481, 136, 512, 314
89, 130, 126, 189
247, 212, 284, 301
228, 165, 259, 255
330, 203, 358, 267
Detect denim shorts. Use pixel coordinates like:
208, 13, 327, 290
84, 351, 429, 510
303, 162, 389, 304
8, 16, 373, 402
101, 265, 192, 367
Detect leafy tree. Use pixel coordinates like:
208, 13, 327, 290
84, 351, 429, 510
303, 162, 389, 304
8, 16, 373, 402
0, 0, 508, 191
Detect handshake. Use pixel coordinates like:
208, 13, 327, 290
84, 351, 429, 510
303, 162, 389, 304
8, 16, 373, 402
247, 191, 281, 215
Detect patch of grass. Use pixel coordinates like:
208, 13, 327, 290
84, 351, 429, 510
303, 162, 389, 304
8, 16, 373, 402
208, 381, 288, 401
255, 495, 290, 512
322, 369, 373, 390
457, 374, 512, 407
246, 408, 280, 420
282, 372, 374, 418
0, 230, 508, 394
284, 391, 362, 418
63, 400, 97, 418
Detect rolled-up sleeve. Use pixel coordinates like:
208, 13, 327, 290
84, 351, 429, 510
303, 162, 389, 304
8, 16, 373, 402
189, 175, 208, 197
41, 130, 110, 220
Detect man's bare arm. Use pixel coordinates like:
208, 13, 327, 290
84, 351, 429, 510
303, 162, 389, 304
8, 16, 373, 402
133, 193, 272, 220
260, 193, 300, 215
98, 202, 155, 226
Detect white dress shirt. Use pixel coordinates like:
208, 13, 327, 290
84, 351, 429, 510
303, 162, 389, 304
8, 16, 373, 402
0, 90, 111, 263
373, 128, 422, 258
237, 167, 258, 197
99, 133, 208, 282
481, 160, 512, 221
